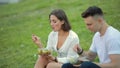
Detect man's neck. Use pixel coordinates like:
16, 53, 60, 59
99, 22, 109, 36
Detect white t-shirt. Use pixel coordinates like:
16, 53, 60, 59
46, 30, 79, 64
90, 26, 120, 64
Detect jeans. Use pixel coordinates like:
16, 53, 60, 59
62, 63, 79, 68
62, 61, 101, 68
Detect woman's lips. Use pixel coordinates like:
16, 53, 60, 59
52, 27, 54, 30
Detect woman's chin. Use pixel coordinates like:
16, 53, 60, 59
52, 29, 60, 32
53, 30, 58, 32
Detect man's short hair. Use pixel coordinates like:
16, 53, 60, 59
81, 6, 103, 18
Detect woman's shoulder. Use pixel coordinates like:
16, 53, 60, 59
48, 31, 58, 37
69, 30, 79, 38
70, 30, 78, 35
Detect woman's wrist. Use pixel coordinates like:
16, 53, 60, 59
77, 48, 83, 55
37, 43, 42, 48
54, 57, 58, 62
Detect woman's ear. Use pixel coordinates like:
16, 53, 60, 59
61, 20, 65, 24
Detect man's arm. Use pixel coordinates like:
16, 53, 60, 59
73, 51, 97, 67
74, 45, 97, 61
82, 50, 97, 61
96, 54, 120, 68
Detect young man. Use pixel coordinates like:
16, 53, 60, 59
62, 6, 120, 68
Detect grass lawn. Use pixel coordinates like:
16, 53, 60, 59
0, 0, 120, 68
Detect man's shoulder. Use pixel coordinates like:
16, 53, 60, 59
93, 32, 100, 38
106, 26, 120, 39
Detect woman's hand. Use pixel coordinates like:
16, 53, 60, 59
32, 34, 42, 48
41, 55, 56, 62
73, 44, 84, 55
73, 44, 82, 53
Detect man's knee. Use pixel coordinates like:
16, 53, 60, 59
80, 61, 101, 68
62, 63, 76, 68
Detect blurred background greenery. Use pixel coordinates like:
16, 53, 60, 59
0, 0, 120, 68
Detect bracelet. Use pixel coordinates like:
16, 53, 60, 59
77, 48, 83, 55
54, 57, 58, 62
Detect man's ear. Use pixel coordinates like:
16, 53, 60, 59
98, 17, 103, 23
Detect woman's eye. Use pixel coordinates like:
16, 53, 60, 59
50, 19, 57, 23
53, 20, 57, 23
54, 21, 56, 23
87, 24, 92, 26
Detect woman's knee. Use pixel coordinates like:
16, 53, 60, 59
46, 62, 55, 68
46, 63, 51, 68
34, 57, 48, 68
46, 62, 62, 68
38, 56, 49, 64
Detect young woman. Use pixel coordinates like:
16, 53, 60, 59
32, 9, 81, 68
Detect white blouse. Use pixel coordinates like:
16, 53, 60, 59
46, 30, 79, 64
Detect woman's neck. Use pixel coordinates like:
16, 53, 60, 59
58, 30, 69, 36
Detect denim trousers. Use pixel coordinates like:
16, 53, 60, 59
62, 61, 101, 68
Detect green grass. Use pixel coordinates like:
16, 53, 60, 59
0, 0, 120, 68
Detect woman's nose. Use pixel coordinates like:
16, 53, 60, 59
50, 22, 54, 26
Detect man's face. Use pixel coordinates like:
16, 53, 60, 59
84, 16, 100, 33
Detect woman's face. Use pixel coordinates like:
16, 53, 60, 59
49, 15, 64, 32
